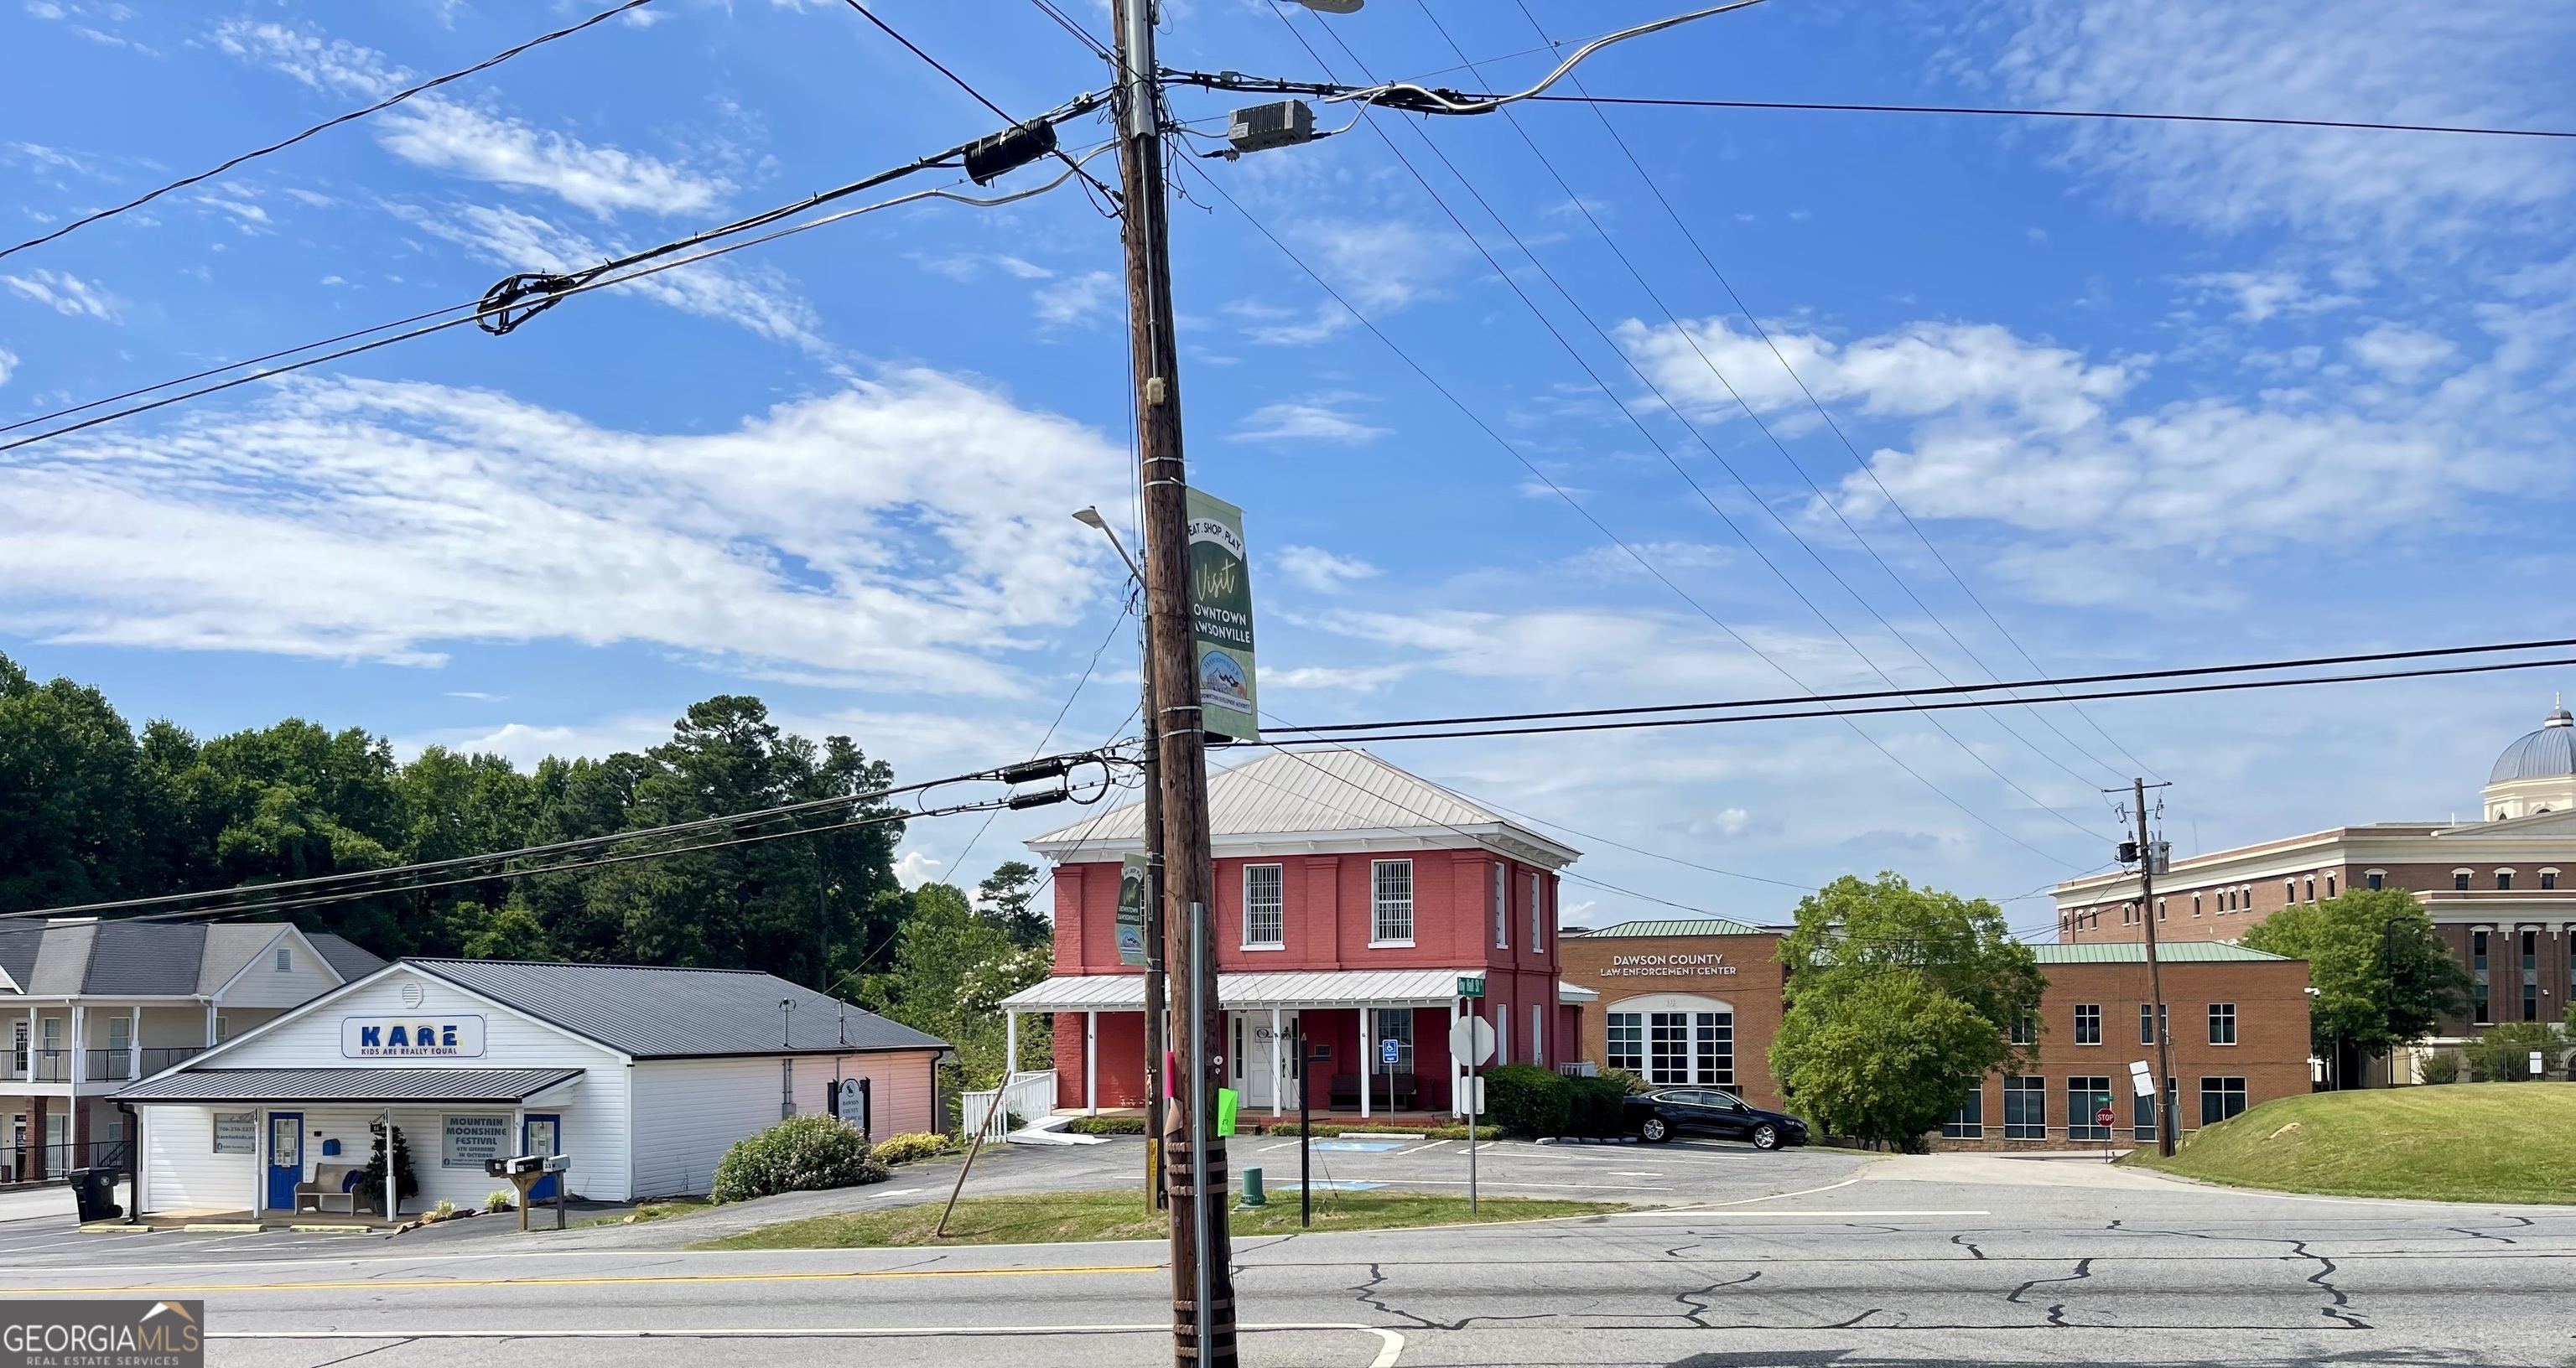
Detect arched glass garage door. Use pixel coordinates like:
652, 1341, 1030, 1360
1604, 993, 1734, 1086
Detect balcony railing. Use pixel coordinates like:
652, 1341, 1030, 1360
0, 1139, 127, 1185
139, 1045, 204, 1075
1, 1046, 200, 1085
84, 1049, 132, 1082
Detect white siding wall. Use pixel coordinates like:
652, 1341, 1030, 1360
140, 1105, 259, 1215
216, 937, 344, 1010
626, 1051, 939, 1197
143, 969, 636, 1208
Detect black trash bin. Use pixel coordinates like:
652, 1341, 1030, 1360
68, 1168, 122, 1224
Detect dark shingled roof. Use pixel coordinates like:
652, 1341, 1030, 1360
117, 1066, 584, 1105
84, 920, 207, 995
406, 959, 948, 1060
306, 933, 388, 982
0, 928, 39, 992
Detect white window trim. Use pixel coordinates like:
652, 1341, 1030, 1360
1368, 858, 1415, 947
1529, 871, 1545, 954
1492, 862, 1509, 951
1240, 863, 1285, 951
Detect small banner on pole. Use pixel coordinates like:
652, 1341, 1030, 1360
1187, 487, 1259, 742
1115, 852, 1151, 966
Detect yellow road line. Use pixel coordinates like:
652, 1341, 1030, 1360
0, 1263, 1166, 1296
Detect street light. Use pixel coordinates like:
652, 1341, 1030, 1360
1072, 506, 1144, 587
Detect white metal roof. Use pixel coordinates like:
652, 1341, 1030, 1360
1027, 748, 1579, 868
1002, 969, 1597, 1012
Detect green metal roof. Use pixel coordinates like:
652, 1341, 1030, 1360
1564, 918, 1774, 938
2027, 941, 2295, 964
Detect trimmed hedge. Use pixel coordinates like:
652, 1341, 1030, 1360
1564, 1075, 1630, 1139
1065, 1116, 1152, 1136
1483, 1064, 1571, 1139
871, 1132, 956, 1166
709, 1116, 886, 1203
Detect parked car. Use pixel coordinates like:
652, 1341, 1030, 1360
1625, 1088, 1810, 1149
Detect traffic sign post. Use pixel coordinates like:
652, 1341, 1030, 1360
2095, 1101, 2117, 1163
1449, 1013, 1497, 1215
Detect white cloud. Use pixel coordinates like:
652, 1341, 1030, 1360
1623, 307, 2559, 555
893, 849, 944, 889
392, 203, 820, 350
1032, 270, 1115, 326
2188, 271, 2355, 324
0, 347, 17, 385
1230, 218, 1452, 345
1275, 544, 1382, 592
217, 19, 727, 218
0, 371, 1127, 688
1995, 1, 2576, 241
3, 268, 119, 320
374, 99, 729, 218
1266, 664, 1410, 692
1233, 401, 1389, 445
2346, 324, 2459, 381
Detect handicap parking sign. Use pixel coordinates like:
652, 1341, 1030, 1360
1380, 1039, 1400, 1064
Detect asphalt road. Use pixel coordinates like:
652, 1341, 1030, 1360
4, 1137, 2571, 1366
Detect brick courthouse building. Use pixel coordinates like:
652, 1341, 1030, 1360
1561, 920, 2311, 1148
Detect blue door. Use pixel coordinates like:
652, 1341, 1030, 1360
265, 1112, 303, 1211
522, 1115, 560, 1202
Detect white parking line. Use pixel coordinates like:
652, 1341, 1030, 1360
214, 1323, 1407, 1368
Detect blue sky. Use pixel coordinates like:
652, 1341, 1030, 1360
6, 0, 2576, 935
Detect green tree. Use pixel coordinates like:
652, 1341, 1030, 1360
0, 654, 183, 911
1770, 873, 2044, 1150
2464, 1021, 2568, 1082
2242, 888, 2472, 1060
865, 884, 1051, 1096
976, 860, 1048, 947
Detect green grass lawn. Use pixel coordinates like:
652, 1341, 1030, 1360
692, 1189, 1621, 1250
578, 1198, 714, 1228
2125, 1082, 2576, 1204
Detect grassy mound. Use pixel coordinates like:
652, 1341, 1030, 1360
2126, 1082, 2576, 1204
693, 1189, 1619, 1250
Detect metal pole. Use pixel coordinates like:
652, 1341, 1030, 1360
1297, 1021, 1311, 1229
2136, 778, 2178, 1158
1188, 899, 1211, 1366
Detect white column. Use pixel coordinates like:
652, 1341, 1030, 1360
1083, 1011, 1098, 1117
1270, 1008, 1283, 1117
68, 1002, 81, 1086
1004, 1012, 1019, 1082
204, 1002, 216, 1049
1448, 998, 1462, 1118
383, 1107, 396, 1220
129, 1004, 141, 1081
1358, 1006, 1371, 1120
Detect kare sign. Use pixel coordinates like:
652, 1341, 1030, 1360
340, 1014, 486, 1059
1187, 488, 1259, 743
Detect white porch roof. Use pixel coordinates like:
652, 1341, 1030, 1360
1000, 969, 1598, 1013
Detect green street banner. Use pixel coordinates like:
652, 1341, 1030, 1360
1115, 852, 1151, 967
1187, 487, 1259, 742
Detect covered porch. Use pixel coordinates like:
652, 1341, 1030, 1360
998, 970, 1597, 1122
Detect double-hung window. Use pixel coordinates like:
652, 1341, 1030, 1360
2074, 1003, 2101, 1045
1493, 863, 1509, 950
1371, 859, 1414, 945
2200, 1076, 2247, 1125
1529, 871, 1545, 955
2008, 1014, 2036, 1046
2068, 1077, 2112, 1141
2208, 1003, 2236, 1045
1242, 864, 1284, 948
2139, 1003, 2168, 1045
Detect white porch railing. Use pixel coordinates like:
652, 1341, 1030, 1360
960, 1070, 1057, 1143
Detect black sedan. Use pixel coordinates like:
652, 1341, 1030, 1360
1624, 1088, 1811, 1149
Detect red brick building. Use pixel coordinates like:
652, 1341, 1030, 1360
1561, 921, 2311, 1148
999, 749, 1589, 1121
2054, 702, 2576, 1080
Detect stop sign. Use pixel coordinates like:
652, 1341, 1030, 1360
2095, 1106, 2116, 1127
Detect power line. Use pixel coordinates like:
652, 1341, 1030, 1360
837, 0, 1114, 199
3, 745, 1117, 924
0, 141, 1109, 455
1, 0, 660, 263
944, 587, 1140, 885
1027, 0, 1113, 60
1521, 95, 2576, 142
1232, 650, 2576, 746
1183, 153, 2078, 871
1269, 634, 2576, 736
1420, 0, 2127, 796
1267, 8, 2104, 861
1511, 1, 2161, 785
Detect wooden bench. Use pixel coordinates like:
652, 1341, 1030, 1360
1327, 1072, 1419, 1110
297, 1163, 371, 1215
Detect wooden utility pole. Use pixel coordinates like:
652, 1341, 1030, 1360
2133, 777, 2178, 1158
1110, 2, 1233, 1363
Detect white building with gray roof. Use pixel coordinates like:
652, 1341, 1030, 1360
115, 956, 946, 1218
3, 918, 376, 1183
